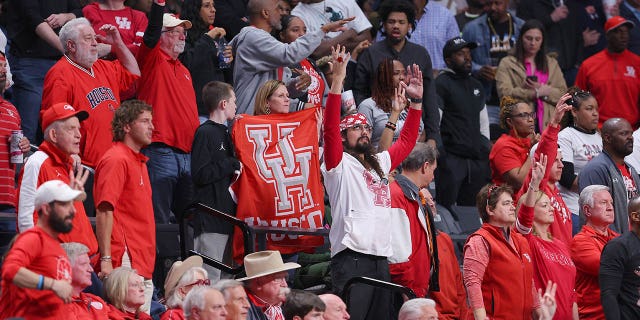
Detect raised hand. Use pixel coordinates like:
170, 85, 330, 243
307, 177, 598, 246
550, 93, 573, 126
330, 45, 350, 80
530, 154, 547, 190
321, 17, 356, 33
391, 85, 407, 114
401, 64, 423, 100
538, 281, 558, 320
98, 24, 124, 46
69, 166, 90, 192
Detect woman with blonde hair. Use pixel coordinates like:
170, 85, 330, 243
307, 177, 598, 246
254, 80, 291, 116
104, 267, 152, 320
516, 156, 578, 320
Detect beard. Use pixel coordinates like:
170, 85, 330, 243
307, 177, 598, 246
75, 49, 98, 69
353, 137, 372, 153
49, 208, 74, 234
174, 41, 186, 54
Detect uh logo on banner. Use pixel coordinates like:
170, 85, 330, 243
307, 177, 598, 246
231, 107, 325, 261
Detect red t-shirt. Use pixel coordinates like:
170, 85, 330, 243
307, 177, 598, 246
0, 99, 21, 207
489, 131, 531, 186
517, 205, 577, 320
575, 49, 640, 128
94, 142, 155, 278
42, 57, 139, 167
82, 3, 148, 56
571, 225, 619, 319
0, 227, 72, 319
136, 44, 199, 153
66, 292, 110, 320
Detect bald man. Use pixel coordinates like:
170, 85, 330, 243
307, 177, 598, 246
579, 118, 640, 233
318, 294, 350, 320
600, 196, 640, 318
229, 0, 350, 115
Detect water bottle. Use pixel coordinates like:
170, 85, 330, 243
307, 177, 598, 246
217, 36, 231, 69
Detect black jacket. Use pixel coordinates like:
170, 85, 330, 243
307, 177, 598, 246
436, 69, 490, 159
191, 120, 240, 235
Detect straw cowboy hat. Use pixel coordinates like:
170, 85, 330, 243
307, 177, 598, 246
164, 256, 204, 295
237, 251, 301, 281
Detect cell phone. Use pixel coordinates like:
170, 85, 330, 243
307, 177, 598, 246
526, 75, 538, 82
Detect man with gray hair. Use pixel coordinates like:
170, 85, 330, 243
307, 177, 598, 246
183, 286, 228, 320
212, 279, 250, 320
398, 298, 438, 320
61, 242, 109, 319
388, 142, 439, 298
42, 17, 140, 168
17, 102, 97, 259
579, 118, 640, 233
571, 185, 619, 319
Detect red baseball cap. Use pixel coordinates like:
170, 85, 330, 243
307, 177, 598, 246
605, 16, 635, 33
41, 102, 89, 130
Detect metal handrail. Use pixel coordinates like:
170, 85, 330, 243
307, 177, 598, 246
342, 276, 417, 308
180, 203, 254, 268
187, 249, 245, 275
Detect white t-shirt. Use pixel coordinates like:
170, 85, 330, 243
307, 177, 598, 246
557, 127, 602, 215
625, 128, 640, 174
321, 151, 392, 257
291, 0, 372, 39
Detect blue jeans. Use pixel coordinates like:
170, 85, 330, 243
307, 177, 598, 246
7, 54, 57, 142
142, 144, 193, 224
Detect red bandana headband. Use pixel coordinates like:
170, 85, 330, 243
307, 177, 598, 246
339, 113, 369, 131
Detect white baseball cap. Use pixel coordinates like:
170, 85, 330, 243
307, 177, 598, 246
162, 13, 192, 29
34, 180, 86, 208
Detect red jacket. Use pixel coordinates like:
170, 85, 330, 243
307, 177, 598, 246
389, 175, 438, 297
469, 224, 534, 320
571, 225, 619, 320
430, 232, 469, 320
16, 141, 98, 257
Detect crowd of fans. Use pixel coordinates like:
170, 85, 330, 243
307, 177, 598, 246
1, 0, 640, 319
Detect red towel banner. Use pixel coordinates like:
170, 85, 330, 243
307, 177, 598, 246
231, 107, 325, 261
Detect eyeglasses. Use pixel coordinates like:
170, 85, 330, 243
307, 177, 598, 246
510, 112, 536, 119
350, 124, 372, 132
162, 29, 188, 37
185, 278, 211, 287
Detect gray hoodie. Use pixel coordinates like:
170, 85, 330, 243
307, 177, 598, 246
230, 26, 324, 115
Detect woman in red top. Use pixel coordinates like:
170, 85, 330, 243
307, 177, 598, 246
516, 156, 579, 320
489, 96, 538, 190
464, 183, 553, 320
104, 267, 152, 320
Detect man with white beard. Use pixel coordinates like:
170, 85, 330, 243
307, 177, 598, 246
238, 251, 300, 320
136, 0, 200, 224
42, 17, 140, 168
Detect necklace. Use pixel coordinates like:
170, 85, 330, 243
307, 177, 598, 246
487, 13, 513, 53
